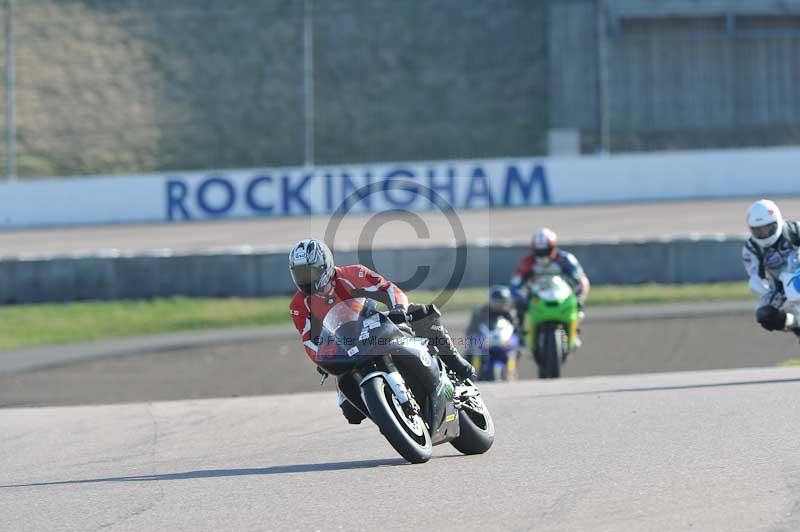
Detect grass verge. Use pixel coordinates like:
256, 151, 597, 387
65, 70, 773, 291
0, 282, 750, 351
778, 358, 800, 367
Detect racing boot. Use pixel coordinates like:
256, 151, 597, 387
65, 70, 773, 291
568, 320, 582, 351
431, 325, 475, 381
470, 353, 483, 380
573, 334, 583, 350
573, 309, 586, 350
339, 391, 366, 425
438, 344, 476, 382
785, 310, 800, 340
408, 304, 475, 381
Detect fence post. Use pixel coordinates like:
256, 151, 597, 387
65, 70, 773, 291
303, 0, 314, 167
4, 0, 15, 180
596, 0, 611, 154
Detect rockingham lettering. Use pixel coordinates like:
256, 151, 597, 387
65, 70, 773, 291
197, 177, 235, 217
164, 162, 551, 221
464, 168, 494, 208
383, 171, 419, 208
282, 175, 312, 214
245, 176, 274, 214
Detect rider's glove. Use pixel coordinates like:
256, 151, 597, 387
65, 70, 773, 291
387, 305, 408, 325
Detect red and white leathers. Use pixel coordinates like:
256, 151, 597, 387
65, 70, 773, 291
289, 264, 409, 361
510, 249, 590, 306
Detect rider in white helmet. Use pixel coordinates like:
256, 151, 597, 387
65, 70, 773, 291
743, 199, 800, 336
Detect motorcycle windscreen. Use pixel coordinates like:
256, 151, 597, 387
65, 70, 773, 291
322, 298, 369, 332
316, 298, 392, 375
533, 275, 572, 301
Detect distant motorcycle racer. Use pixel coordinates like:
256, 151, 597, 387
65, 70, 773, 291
466, 285, 519, 342
288, 238, 475, 425
465, 285, 520, 380
510, 228, 590, 349
742, 199, 800, 337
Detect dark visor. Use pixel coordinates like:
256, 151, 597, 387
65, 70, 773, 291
534, 247, 552, 258
292, 264, 322, 285
751, 222, 778, 240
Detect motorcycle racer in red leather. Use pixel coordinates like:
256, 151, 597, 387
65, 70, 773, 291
288, 238, 475, 424
510, 228, 590, 348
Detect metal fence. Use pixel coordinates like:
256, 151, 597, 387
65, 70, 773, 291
0, 0, 548, 180
2, 0, 800, 180
551, 0, 800, 153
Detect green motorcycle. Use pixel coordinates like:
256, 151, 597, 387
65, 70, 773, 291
526, 275, 579, 379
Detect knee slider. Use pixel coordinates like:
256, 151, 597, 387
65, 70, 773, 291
340, 401, 366, 425
756, 306, 786, 331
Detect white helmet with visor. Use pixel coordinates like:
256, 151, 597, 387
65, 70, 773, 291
747, 199, 784, 248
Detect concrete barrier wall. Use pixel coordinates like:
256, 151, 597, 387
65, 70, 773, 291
4, 147, 800, 229
0, 238, 745, 304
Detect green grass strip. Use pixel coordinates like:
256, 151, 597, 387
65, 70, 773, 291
0, 282, 750, 351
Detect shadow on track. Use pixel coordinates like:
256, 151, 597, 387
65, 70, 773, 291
0, 458, 407, 489
525, 376, 800, 400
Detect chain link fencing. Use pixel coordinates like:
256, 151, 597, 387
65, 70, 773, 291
1, 1, 799, 179
0, 0, 547, 179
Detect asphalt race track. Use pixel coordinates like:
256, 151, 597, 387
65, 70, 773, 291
3, 199, 800, 530
2, 303, 800, 408
2, 367, 799, 532
4, 197, 800, 258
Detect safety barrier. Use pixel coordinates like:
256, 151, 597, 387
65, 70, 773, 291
2, 147, 800, 228
0, 237, 745, 304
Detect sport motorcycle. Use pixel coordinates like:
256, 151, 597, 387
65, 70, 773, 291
316, 298, 495, 464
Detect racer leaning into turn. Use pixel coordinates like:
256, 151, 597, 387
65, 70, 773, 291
743, 199, 800, 338
510, 228, 590, 350
288, 238, 475, 425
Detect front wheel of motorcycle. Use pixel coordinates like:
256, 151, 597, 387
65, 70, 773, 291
537, 327, 562, 379
451, 391, 495, 455
361, 377, 432, 464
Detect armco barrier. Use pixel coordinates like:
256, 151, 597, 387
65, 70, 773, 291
0, 238, 745, 304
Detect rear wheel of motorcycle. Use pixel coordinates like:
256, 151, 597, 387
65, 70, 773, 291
537, 327, 562, 379
361, 377, 432, 464
451, 391, 495, 455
